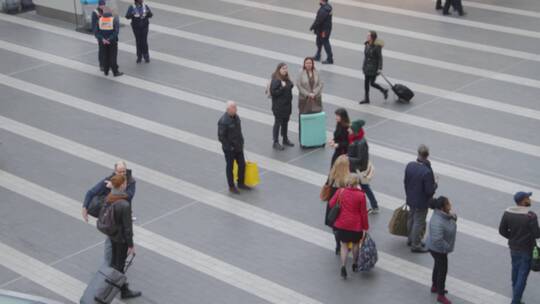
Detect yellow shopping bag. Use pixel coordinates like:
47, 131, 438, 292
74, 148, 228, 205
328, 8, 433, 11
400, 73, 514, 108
233, 160, 260, 187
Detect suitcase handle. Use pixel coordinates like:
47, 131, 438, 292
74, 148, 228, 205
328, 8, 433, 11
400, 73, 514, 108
379, 73, 394, 87
124, 253, 136, 272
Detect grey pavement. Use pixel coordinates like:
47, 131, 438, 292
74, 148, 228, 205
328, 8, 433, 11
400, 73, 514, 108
0, 0, 539, 303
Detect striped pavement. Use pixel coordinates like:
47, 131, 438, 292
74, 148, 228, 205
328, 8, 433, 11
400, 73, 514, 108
0, 0, 539, 303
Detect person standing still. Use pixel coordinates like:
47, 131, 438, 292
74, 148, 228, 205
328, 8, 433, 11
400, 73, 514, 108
270, 63, 295, 150
125, 0, 153, 63
95, 8, 123, 77
360, 31, 388, 104
404, 144, 438, 253
91, 0, 106, 71
296, 57, 323, 115
499, 192, 540, 304
218, 101, 251, 194
310, 0, 333, 64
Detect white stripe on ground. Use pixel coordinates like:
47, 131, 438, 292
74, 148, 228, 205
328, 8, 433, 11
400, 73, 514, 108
0, 73, 507, 248
0, 40, 537, 194
0, 170, 324, 304
107, 2, 540, 120
0, 241, 123, 304
440, 0, 540, 19
220, 0, 540, 64
0, 122, 511, 304
0, 19, 538, 159
329, 0, 540, 39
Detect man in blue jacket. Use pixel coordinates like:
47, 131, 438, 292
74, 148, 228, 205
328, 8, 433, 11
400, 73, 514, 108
310, 0, 333, 64
404, 144, 438, 253
95, 7, 123, 76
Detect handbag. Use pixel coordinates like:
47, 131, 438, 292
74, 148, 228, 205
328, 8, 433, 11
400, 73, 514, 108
532, 242, 540, 272
388, 204, 410, 237
326, 189, 343, 226
233, 160, 260, 187
359, 162, 375, 184
358, 233, 378, 271
320, 182, 332, 201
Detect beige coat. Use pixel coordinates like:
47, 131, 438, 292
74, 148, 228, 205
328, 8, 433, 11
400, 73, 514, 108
296, 69, 323, 114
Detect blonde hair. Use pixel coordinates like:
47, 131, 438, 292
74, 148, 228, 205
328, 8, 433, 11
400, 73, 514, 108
329, 155, 350, 188
346, 173, 360, 187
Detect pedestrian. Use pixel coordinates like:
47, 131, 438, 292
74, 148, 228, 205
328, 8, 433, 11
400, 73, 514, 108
105, 174, 142, 299
270, 63, 294, 150
436, 0, 465, 16
82, 161, 136, 265
359, 31, 388, 104
347, 120, 379, 214
296, 57, 323, 115
499, 192, 540, 304
329, 108, 349, 167
95, 7, 123, 77
324, 154, 350, 255
218, 101, 251, 194
426, 196, 457, 304
125, 0, 153, 63
404, 144, 438, 253
91, 0, 106, 71
328, 173, 369, 279
310, 0, 333, 64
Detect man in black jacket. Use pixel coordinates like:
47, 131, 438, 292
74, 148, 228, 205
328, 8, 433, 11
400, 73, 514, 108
218, 101, 250, 194
499, 192, 540, 304
310, 0, 333, 64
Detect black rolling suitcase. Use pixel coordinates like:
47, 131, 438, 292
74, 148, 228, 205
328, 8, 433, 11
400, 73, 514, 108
80, 254, 135, 304
380, 73, 414, 103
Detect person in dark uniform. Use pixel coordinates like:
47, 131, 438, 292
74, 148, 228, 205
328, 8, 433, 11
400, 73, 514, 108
310, 0, 333, 65
125, 0, 153, 63
436, 0, 465, 16
91, 0, 106, 71
95, 8, 123, 77
360, 30, 388, 104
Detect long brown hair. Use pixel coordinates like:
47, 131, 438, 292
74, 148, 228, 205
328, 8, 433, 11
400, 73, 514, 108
302, 57, 316, 72
272, 62, 290, 82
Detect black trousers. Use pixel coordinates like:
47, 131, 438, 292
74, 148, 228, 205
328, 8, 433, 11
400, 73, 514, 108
132, 25, 149, 59
273, 116, 290, 143
103, 41, 119, 74
430, 250, 448, 295
315, 32, 333, 61
110, 241, 128, 273
224, 149, 246, 187
441, 0, 463, 13
364, 74, 385, 101
98, 40, 104, 68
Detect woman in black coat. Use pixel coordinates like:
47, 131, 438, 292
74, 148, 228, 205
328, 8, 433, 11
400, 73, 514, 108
360, 31, 388, 104
270, 63, 294, 150
329, 108, 350, 167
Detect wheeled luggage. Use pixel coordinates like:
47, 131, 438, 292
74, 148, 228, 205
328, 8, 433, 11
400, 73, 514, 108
388, 204, 409, 237
299, 112, 326, 148
380, 73, 414, 103
1, 0, 21, 13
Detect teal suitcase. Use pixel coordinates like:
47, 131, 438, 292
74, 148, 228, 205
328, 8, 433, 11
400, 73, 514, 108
300, 112, 326, 148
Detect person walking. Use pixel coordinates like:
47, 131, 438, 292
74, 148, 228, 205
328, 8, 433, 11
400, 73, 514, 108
329, 108, 350, 167
324, 155, 350, 255
426, 196, 457, 304
328, 173, 369, 279
360, 31, 388, 104
347, 120, 379, 214
95, 7, 123, 77
125, 0, 153, 63
404, 144, 438, 253
105, 174, 142, 299
499, 192, 540, 304
91, 0, 106, 71
310, 0, 333, 64
296, 57, 323, 115
270, 63, 294, 150
218, 101, 250, 194
436, 0, 465, 16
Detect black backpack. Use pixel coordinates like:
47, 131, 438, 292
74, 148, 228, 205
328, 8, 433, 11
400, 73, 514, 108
97, 202, 118, 236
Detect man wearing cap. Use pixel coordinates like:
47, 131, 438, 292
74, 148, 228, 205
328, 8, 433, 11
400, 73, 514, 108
91, 0, 106, 71
95, 7, 123, 77
499, 192, 540, 304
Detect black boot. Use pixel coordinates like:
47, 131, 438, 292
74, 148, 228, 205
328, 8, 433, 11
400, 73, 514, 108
359, 99, 370, 104
382, 88, 389, 100
273, 142, 284, 151
136, 56, 142, 63
113, 71, 124, 77
283, 138, 294, 147
121, 284, 142, 299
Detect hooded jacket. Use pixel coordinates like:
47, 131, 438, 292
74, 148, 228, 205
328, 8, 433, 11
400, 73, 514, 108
426, 209, 457, 254
362, 39, 384, 76
499, 206, 540, 253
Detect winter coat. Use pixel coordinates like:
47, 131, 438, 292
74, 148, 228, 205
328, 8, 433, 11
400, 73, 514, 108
348, 138, 369, 173
329, 187, 369, 232
362, 40, 384, 76
91, 8, 103, 34
426, 210, 457, 254
404, 160, 437, 209
125, 4, 153, 28
270, 79, 294, 119
106, 192, 134, 247
95, 14, 120, 42
296, 69, 323, 114
499, 207, 540, 253
83, 173, 136, 209
333, 123, 349, 156
310, 3, 333, 35
218, 112, 244, 152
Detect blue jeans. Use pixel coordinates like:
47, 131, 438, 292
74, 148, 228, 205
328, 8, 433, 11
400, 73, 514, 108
102, 238, 113, 268
511, 250, 532, 304
360, 183, 378, 209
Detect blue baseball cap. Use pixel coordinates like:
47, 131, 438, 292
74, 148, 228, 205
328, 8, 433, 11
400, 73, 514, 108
514, 191, 532, 204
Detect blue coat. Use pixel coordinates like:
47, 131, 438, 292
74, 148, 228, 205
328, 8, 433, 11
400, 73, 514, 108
404, 160, 437, 209
426, 210, 457, 254
83, 173, 136, 209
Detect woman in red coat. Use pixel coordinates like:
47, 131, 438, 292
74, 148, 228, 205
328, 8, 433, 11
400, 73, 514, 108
329, 173, 369, 279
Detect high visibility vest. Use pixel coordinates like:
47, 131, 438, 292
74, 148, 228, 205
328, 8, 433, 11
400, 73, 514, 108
98, 16, 114, 31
